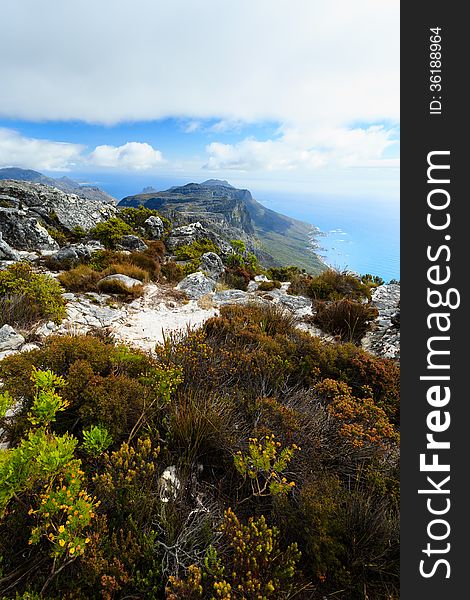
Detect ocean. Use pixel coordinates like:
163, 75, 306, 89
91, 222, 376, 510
76, 173, 400, 283
254, 191, 400, 283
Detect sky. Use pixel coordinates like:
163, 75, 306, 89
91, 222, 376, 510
0, 0, 399, 202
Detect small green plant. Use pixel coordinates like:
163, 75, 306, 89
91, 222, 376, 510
27, 368, 68, 427
167, 509, 301, 599
234, 434, 299, 498
90, 218, 133, 249
82, 425, 113, 456
230, 239, 246, 255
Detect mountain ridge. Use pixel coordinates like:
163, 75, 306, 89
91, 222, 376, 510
0, 167, 117, 205
119, 180, 325, 273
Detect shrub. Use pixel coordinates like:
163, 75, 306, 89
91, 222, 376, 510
102, 262, 149, 282
58, 265, 101, 292
289, 269, 372, 302
161, 261, 185, 283
258, 279, 281, 291
167, 509, 301, 599
89, 218, 133, 249
0, 263, 66, 325
96, 278, 144, 298
221, 266, 251, 290
0, 335, 180, 444
313, 298, 378, 342
266, 266, 303, 282
119, 205, 171, 232
234, 434, 299, 499
0, 293, 41, 328
0, 369, 98, 595
173, 238, 220, 262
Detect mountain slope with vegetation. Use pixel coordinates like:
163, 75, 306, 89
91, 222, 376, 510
0, 179, 399, 599
119, 180, 325, 273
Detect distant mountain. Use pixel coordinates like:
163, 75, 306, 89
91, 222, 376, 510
119, 180, 325, 273
0, 168, 117, 205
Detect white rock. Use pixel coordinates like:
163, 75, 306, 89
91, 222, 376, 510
0, 324, 25, 352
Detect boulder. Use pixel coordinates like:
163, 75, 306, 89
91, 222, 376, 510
98, 274, 143, 289
117, 235, 148, 252
0, 324, 25, 352
176, 271, 217, 299
200, 252, 224, 279
49, 241, 104, 265
144, 215, 164, 239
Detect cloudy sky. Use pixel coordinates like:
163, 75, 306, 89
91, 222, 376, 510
0, 0, 399, 199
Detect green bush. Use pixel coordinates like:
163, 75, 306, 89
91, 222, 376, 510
289, 269, 372, 302
173, 238, 220, 262
89, 218, 133, 249
313, 298, 378, 342
258, 279, 281, 291
119, 205, 171, 233
0, 263, 66, 325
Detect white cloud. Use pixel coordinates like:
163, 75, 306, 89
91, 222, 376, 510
88, 142, 164, 170
205, 125, 398, 172
0, 128, 83, 171
0, 129, 165, 172
0, 0, 399, 128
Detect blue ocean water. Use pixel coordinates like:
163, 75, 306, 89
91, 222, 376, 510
73, 173, 400, 282
254, 191, 400, 282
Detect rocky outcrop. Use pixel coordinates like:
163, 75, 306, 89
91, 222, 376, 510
49, 241, 104, 264
117, 235, 148, 252
0, 232, 20, 260
176, 272, 217, 299
166, 222, 232, 255
361, 284, 400, 360
0, 207, 59, 251
199, 252, 224, 279
144, 215, 164, 239
0, 180, 116, 237
0, 325, 25, 352
0, 168, 117, 204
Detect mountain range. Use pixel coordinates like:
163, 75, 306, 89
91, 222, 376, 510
0, 168, 324, 272
0, 168, 117, 205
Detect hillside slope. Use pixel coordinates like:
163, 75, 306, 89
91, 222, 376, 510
119, 180, 325, 273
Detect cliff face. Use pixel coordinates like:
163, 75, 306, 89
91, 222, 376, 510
119, 180, 325, 273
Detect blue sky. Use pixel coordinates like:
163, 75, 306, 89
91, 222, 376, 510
0, 0, 399, 202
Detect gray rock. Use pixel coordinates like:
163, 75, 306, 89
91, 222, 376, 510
213, 289, 253, 305
0, 208, 59, 251
98, 274, 144, 289
0, 232, 20, 260
0, 324, 25, 351
200, 252, 224, 279
276, 294, 312, 313
144, 215, 164, 239
0, 180, 116, 235
35, 321, 59, 338
176, 271, 217, 299
117, 235, 148, 252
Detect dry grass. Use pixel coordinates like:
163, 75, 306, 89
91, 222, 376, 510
102, 262, 149, 282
